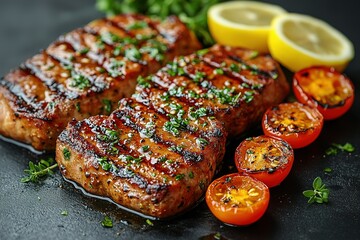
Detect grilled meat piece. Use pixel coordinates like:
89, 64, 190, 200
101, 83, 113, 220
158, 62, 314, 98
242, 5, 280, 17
135, 45, 289, 138
56, 98, 227, 218
0, 14, 201, 150
56, 45, 289, 218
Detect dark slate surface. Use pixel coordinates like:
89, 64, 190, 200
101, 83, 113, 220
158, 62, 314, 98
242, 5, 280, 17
0, 0, 359, 239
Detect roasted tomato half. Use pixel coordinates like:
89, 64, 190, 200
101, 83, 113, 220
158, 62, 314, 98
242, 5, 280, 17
262, 102, 323, 149
293, 66, 354, 120
206, 174, 270, 226
235, 136, 294, 188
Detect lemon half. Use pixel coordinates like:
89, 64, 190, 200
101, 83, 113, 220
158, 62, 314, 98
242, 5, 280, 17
208, 1, 287, 52
268, 13, 354, 72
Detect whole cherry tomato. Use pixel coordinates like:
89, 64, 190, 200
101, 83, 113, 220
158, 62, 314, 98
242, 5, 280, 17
206, 173, 270, 226
293, 66, 354, 120
262, 102, 323, 149
235, 135, 294, 188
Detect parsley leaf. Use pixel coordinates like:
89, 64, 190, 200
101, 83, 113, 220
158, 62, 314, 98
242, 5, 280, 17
101, 216, 113, 228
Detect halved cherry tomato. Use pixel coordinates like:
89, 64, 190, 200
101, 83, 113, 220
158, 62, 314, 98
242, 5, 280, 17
262, 102, 323, 149
293, 66, 354, 120
206, 174, 269, 226
235, 135, 294, 188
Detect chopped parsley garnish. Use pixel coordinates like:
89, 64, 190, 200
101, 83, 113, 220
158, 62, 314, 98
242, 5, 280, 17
98, 157, 118, 171
120, 155, 143, 165
188, 107, 207, 120
126, 21, 148, 30
214, 68, 224, 75
75, 102, 81, 112
249, 51, 259, 59
107, 58, 125, 77
166, 62, 185, 76
188, 171, 194, 179
175, 173, 185, 181
101, 216, 113, 228
229, 63, 240, 72
140, 39, 168, 62
168, 86, 184, 97
246, 149, 255, 154
142, 145, 150, 152
303, 177, 329, 204
324, 167, 332, 173
78, 47, 90, 55
137, 76, 151, 88
97, 128, 119, 142
196, 138, 209, 148
63, 148, 71, 160
242, 90, 255, 103
125, 47, 142, 61
163, 117, 189, 136
193, 71, 206, 83
70, 72, 91, 90
102, 99, 112, 114
206, 87, 240, 105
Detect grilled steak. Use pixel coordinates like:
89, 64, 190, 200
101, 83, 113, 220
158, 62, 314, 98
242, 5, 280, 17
56, 45, 289, 218
0, 14, 201, 150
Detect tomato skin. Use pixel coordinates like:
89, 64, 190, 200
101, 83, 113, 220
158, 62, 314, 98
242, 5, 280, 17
206, 174, 270, 226
262, 102, 323, 149
235, 136, 294, 188
293, 66, 355, 120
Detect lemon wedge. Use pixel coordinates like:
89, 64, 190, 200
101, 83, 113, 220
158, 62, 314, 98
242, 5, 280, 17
208, 1, 287, 52
268, 13, 354, 72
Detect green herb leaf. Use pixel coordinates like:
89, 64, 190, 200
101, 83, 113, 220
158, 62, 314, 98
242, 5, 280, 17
326, 142, 355, 155
61, 210, 68, 216
101, 216, 113, 228
324, 167, 332, 173
303, 177, 329, 204
146, 219, 154, 226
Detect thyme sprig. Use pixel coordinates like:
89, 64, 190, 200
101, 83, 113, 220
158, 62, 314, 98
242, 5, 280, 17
21, 158, 58, 183
303, 177, 329, 204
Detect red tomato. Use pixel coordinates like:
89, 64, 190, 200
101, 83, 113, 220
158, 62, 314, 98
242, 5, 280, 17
235, 136, 294, 188
293, 66, 354, 120
262, 102, 323, 149
206, 174, 270, 226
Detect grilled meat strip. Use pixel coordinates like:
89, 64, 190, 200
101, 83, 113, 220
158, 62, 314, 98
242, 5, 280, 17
0, 14, 201, 150
56, 45, 289, 218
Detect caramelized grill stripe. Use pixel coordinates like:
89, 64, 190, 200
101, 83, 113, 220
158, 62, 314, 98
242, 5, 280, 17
113, 105, 203, 163
61, 119, 163, 191
21, 61, 72, 98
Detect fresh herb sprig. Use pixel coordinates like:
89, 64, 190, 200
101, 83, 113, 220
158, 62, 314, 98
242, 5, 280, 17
21, 158, 58, 183
96, 0, 227, 46
303, 177, 329, 204
326, 142, 355, 156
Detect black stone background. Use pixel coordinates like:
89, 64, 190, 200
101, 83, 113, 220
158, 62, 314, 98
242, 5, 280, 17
0, 0, 359, 239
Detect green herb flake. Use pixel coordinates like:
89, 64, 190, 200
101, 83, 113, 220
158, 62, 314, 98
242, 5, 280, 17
102, 99, 112, 114
188, 171, 194, 179
63, 148, 71, 160
126, 21, 148, 30
146, 219, 154, 226
196, 138, 209, 148
142, 145, 150, 152
125, 47, 142, 61
246, 149, 255, 154
78, 47, 90, 55
229, 63, 240, 72
101, 216, 113, 228
303, 177, 329, 204
214, 68, 224, 75
196, 49, 209, 56
175, 174, 185, 181
324, 167, 332, 173
61, 210, 68, 216
137, 76, 151, 88
70, 72, 91, 90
